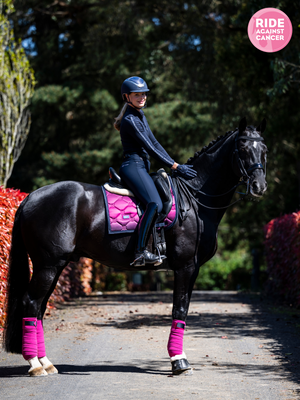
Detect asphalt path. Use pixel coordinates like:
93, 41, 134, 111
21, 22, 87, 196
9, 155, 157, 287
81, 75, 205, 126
1, 291, 300, 400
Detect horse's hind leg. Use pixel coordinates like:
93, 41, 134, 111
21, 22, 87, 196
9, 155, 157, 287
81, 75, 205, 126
22, 266, 60, 376
36, 265, 67, 375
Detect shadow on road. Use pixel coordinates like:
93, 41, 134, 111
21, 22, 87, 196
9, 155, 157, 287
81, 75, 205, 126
2, 291, 300, 387
0, 365, 28, 378
0, 360, 171, 377
82, 291, 300, 388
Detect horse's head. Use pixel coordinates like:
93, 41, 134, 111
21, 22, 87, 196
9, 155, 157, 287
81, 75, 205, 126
232, 117, 268, 197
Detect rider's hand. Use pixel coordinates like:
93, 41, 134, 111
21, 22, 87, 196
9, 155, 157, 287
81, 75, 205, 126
176, 164, 197, 179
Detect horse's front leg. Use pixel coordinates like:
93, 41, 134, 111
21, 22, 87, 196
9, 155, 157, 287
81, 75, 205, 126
168, 262, 198, 375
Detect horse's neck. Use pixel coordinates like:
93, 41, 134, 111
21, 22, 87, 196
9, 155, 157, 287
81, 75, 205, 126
191, 134, 240, 223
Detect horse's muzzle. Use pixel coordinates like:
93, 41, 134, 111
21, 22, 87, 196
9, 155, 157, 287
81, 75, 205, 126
250, 179, 267, 197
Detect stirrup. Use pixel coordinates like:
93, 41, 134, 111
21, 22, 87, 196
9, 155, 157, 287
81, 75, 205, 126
154, 246, 167, 266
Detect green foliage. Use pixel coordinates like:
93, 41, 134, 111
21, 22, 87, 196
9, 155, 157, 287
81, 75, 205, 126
105, 272, 128, 292
144, 101, 216, 170
0, 0, 35, 186
195, 235, 253, 291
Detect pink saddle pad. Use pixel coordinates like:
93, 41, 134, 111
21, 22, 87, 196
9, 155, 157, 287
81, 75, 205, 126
102, 178, 177, 234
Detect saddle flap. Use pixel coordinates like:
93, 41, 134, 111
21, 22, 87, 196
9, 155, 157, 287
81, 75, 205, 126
150, 171, 173, 221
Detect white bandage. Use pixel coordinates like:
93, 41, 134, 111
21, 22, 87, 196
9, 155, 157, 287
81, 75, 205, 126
170, 352, 187, 362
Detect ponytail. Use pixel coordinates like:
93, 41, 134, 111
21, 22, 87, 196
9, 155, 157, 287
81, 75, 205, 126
114, 103, 128, 131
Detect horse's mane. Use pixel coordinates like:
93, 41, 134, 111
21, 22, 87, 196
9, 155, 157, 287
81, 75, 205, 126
186, 125, 257, 164
186, 129, 236, 164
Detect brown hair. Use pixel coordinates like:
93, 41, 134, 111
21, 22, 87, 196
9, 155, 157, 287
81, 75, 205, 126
114, 103, 128, 131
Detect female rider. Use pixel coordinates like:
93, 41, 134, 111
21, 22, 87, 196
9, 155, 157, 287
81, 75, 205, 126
114, 76, 197, 267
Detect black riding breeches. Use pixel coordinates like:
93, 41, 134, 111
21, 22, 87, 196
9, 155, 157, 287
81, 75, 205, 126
119, 153, 163, 213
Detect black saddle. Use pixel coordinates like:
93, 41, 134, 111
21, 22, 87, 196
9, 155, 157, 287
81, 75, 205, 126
108, 167, 173, 223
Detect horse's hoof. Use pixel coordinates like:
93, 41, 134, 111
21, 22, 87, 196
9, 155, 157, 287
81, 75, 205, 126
29, 366, 48, 377
45, 364, 58, 374
38, 357, 58, 374
171, 358, 192, 375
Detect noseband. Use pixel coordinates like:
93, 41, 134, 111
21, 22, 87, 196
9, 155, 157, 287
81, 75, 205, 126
232, 133, 266, 181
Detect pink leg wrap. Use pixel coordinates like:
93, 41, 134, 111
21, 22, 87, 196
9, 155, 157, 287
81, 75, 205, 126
22, 318, 37, 360
167, 319, 186, 357
37, 320, 46, 358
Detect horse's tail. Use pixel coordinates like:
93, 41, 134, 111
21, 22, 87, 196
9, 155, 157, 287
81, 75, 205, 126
3, 196, 31, 354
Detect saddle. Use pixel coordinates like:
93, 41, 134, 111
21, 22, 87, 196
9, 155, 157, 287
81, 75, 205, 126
103, 167, 175, 258
105, 167, 173, 222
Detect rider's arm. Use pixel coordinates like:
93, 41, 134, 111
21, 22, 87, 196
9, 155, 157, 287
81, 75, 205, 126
124, 116, 175, 168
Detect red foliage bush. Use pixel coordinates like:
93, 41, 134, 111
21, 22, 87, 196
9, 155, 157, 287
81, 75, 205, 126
0, 187, 28, 330
48, 258, 93, 308
0, 187, 93, 328
264, 212, 300, 307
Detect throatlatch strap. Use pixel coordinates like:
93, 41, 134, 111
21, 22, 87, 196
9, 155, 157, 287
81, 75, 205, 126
167, 319, 186, 357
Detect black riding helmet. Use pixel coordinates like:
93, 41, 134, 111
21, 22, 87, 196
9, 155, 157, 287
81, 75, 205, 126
121, 76, 150, 101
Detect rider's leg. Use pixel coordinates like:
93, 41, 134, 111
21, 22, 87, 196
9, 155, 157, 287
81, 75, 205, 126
132, 202, 160, 266
120, 154, 163, 266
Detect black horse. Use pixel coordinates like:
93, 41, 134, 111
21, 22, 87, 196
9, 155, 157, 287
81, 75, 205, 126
4, 117, 268, 376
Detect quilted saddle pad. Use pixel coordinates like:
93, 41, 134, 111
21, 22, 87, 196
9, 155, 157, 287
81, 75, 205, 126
102, 177, 177, 234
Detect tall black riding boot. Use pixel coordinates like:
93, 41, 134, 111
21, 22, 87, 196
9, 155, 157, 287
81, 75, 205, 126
131, 202, 161, 267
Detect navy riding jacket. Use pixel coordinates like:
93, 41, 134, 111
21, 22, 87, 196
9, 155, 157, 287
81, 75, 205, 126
120, 106, 175, 168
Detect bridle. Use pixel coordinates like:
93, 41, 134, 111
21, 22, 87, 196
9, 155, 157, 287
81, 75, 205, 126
172, 130, 267, 215
232, 132, 266, 182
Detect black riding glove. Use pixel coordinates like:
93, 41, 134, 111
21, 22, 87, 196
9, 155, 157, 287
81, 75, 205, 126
176, 164, 197, 179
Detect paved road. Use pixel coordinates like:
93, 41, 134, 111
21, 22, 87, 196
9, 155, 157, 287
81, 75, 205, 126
1, 291, 300, 399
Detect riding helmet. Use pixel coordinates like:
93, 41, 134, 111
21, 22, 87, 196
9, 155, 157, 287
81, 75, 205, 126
121, 76, 150, 99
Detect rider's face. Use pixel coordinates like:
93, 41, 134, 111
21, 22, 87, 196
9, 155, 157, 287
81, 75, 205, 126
127, 92, 147, 108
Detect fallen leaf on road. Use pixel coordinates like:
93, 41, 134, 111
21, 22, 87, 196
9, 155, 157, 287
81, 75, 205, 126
221, 336, 228, 339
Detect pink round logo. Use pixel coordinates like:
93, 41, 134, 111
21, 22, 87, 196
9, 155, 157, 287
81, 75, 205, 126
248, 8, 292, 53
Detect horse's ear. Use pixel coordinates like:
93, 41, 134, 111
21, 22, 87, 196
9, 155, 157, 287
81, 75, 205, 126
239, 117, 247, 133
256, 118, 266, 134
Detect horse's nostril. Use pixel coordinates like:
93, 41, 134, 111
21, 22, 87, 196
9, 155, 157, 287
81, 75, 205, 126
252, 181, 259, 190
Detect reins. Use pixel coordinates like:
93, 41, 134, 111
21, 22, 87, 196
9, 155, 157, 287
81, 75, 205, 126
172, 176, 249, 217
